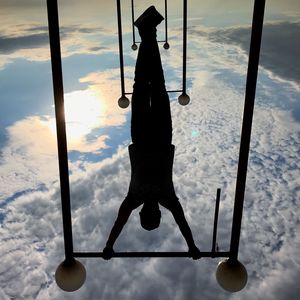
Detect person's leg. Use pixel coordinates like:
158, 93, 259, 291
133, 9, 172, 147
150, 81, 172, 146
146, 30, 172, 145
131, 42, 152, 147
160, 197, 201, 259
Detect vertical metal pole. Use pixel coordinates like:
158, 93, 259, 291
131, 0, 136, 45
182, 0, 187, 93
212, 188, 221, 254
165, 0, 168, 43
46, 0, 74, 263
230, 0, 266, 260
117, 0, 126, 97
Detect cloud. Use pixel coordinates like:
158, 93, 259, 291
1, 19, 300, 300
79, 69, 130, 127
0, 24, 113, 69
0, 33, 49, 54
0, 83, 128, 200
201, 22, 300, 84
1, 70, 300, 299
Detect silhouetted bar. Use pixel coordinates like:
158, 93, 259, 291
165, 0, 168, 43
182, 0, 187, 93
135, 40, 170, 44
73, 251, 231, 258
212, 188, 221, 253
131, 0, 136, 45
117, 0, 126, 97
125, 89, 183, 95
46, 0, 74, 262
230, 0, 266, 260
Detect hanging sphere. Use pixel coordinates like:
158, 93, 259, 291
131, 43, 138, 51
178, 93, 190, 106
216, 259, 248, 293
55, 259, 86, 292
163, 42, 170, 50
118, 96, 130, 109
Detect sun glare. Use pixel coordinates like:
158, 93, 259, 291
63, 90, 104, 142
48, 89, 105, 144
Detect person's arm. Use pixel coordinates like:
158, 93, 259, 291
103, 197, 134, 260
163, 199, 201, 259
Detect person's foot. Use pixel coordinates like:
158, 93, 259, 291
102, 246, 115, 260
134, 6, 164, 30
188, 245, 201, 260
134, 6, 164, 41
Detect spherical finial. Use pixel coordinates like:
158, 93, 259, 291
216, 259, 248, 293
131, 43, 138, 51
178, 93, 190, 106
163, 42, 170, 50
118, 96, 130, 109
55, 259, 86, 292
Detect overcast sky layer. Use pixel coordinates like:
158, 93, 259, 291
1, 1, 300, 299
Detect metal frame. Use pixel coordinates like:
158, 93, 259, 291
229, 0, 266, 260
117, 0, 187, 97
46, 0, 74, 264
46, 0, 265, 262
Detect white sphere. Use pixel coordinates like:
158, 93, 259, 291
55, 259, 86, 292
178, 93, 190, 106
163, 42, 170, 50
131, 43, 138, 51
216, 259, 248, 292
118, 96, 130, 109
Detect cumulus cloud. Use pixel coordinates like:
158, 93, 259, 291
2, 69, 300, 300
0, 77, 128, 200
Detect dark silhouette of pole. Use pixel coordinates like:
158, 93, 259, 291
182, 0, 187, 93
163, 0, 169, 49
131, 0, 137, 48
230, 0, 266, 260
165, 0, 168, 42
46, 0, 74, 263
212, 188, 221, 254
117, 0, 125, 97
74, 251, 230, 258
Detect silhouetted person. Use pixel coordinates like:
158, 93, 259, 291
103, 6, 200, 260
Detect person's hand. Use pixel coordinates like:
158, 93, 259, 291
188, 245, 201, 260
102, 246, 115, 260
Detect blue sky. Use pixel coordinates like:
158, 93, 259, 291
0, 1, 300, 299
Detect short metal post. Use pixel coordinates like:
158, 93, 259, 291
212, 188, 221, 254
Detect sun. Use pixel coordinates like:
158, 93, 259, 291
63, 89, 104, 142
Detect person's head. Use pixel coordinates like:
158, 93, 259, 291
139, 201, 161, 231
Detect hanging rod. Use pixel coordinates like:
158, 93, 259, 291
73, 251, 230, 258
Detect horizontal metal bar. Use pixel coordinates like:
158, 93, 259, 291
73, 251, 230, 258
124, 89, 183, 96
135, 40, 167, 44
166, 89, 183, 93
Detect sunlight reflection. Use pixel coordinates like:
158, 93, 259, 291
64, 89, 104, 142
